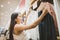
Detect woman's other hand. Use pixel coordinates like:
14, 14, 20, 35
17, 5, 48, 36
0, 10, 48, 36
46, 2, 55, 16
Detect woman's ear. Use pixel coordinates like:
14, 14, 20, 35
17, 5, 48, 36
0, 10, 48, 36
15, 19, 17, 22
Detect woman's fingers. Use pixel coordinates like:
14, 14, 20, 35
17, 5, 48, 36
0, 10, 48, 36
46, 2, 54, 13
45, 3, 54, 16
45, 4, 50, 13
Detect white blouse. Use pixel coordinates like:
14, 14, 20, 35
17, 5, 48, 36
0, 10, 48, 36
13, 31, 28, 40
13, 24, 28, 40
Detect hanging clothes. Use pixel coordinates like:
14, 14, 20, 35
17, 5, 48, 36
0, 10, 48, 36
19, 0, 25, 8
38, 11, 57, 40
26, 10, 39, 40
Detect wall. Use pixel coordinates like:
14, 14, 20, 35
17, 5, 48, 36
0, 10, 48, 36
0, 0, 20, 27
53, 0, 60, 35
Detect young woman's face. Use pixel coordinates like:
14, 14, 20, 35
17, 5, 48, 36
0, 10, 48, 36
16, 14, 22, 23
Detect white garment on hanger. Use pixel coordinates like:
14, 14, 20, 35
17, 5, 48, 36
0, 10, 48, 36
26, 10, 39, 40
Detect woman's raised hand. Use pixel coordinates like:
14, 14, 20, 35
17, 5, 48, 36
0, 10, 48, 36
46, 2, 55, 16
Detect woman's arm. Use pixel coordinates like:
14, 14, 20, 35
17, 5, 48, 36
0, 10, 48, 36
46, 3, 58, 31
49, 7, 58, 31
37, 2, 46, 11
52, 11, 58, 31
14, 8, 48, 31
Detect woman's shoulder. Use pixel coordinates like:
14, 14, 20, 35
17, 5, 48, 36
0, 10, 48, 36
14, 24, 20, 27
15, 24, 23, 27
14, 24, 20, 30
14, 24, 24, 30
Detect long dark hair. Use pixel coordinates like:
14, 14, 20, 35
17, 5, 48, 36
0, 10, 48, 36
9, 13, 18, 40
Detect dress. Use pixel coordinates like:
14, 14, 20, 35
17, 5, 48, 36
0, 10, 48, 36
38, 11, 57, 40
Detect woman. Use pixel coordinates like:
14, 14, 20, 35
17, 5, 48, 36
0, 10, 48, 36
9, 6, 50, 40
